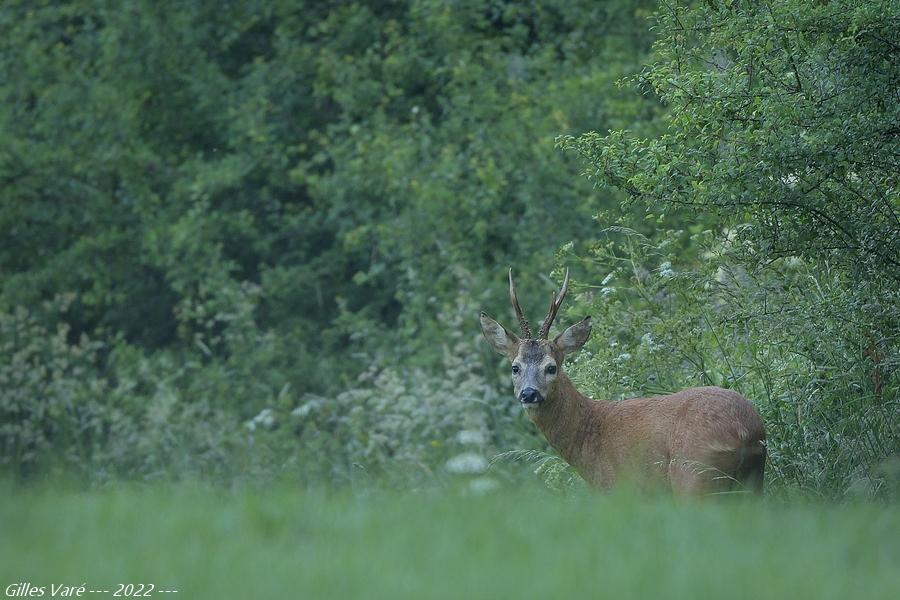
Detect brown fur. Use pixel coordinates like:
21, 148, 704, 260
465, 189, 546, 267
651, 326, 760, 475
527, 373, 766, 495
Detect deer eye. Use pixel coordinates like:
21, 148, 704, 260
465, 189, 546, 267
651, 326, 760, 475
546, 364, 557, 375
511, 365, 520, 375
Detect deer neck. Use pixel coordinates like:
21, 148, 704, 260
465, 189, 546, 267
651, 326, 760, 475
526, 373, 603, 472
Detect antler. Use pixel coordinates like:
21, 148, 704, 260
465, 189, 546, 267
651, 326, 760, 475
508, 268, 532, 339
538, 268, 570, 339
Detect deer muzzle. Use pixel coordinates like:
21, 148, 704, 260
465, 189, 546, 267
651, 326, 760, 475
519, 387, 544, 405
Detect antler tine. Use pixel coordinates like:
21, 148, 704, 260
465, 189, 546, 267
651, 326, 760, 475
508, 268, 532, 339
539, 268, 570, 339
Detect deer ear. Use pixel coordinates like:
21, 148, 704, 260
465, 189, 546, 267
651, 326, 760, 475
554, 316, 592, 354
480, 312, 520, 358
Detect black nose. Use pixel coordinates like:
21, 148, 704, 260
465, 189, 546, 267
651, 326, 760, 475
519, 387, 543, 405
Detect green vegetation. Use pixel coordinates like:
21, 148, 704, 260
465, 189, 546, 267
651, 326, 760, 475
560, 0, 899, 496
2, 2, 898, 596
2, 485, 899, 599
0, 0, 661, 485
0, 0, 897, 498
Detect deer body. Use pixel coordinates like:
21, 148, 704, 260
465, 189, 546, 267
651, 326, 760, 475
527, 372, 765, 494
481, 269, 766, 496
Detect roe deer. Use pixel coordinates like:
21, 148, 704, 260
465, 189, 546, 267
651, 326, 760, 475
480, 269, 766, 496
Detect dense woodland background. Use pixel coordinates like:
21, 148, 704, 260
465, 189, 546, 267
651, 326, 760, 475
1, 0, 897, 497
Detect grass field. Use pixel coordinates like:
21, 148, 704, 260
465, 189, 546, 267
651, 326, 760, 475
1, 483, 898, 599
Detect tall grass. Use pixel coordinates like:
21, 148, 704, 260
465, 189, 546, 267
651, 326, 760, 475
1, 483, 897, 600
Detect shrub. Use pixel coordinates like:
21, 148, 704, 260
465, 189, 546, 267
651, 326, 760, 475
559, 229, 899, 497
0, 298, 107, 477
241, 292, 544, 488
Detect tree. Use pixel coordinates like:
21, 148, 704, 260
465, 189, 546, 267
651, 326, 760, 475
560, 0, 899, 495
562, 0, 900, 286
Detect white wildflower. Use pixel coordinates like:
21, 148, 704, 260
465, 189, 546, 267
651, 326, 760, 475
292, 398, 323, 419
659, 261, 675, 278
601, 286, 616, 298
601, 272, 614, 285
246, 408, 276, 432
446, 452, 489, 474
456, 430, 486, 446
640, 333, 658, 352
780, 173, 799, 187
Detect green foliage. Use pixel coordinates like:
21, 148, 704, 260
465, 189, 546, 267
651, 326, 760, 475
559, 229, 898, 497
556, 0, 899, 497
242, 295, 543, 487
0, 0, 659, 483
0, 0, 658, 364
0, 298, 255, 482
561, 0, 900, 286
2, 0, 895, 498
491, 449, 584, 492
0, 297, 107, 476
0, 290, 544, 486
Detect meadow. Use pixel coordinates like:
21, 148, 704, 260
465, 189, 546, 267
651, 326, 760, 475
2, 483, 898, 600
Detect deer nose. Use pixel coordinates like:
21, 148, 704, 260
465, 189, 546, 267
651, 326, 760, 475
519, 387, 543, 405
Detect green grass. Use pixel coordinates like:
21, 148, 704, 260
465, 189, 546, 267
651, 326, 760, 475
1, 483, 898, 599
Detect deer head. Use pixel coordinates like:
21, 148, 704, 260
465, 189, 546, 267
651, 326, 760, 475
480, 268, 592, 407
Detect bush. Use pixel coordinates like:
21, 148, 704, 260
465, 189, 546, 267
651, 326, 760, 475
558, 228, 899, 497
556, 0, 899, 497
0, 298, 107, 477
240, 290, 545, 488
